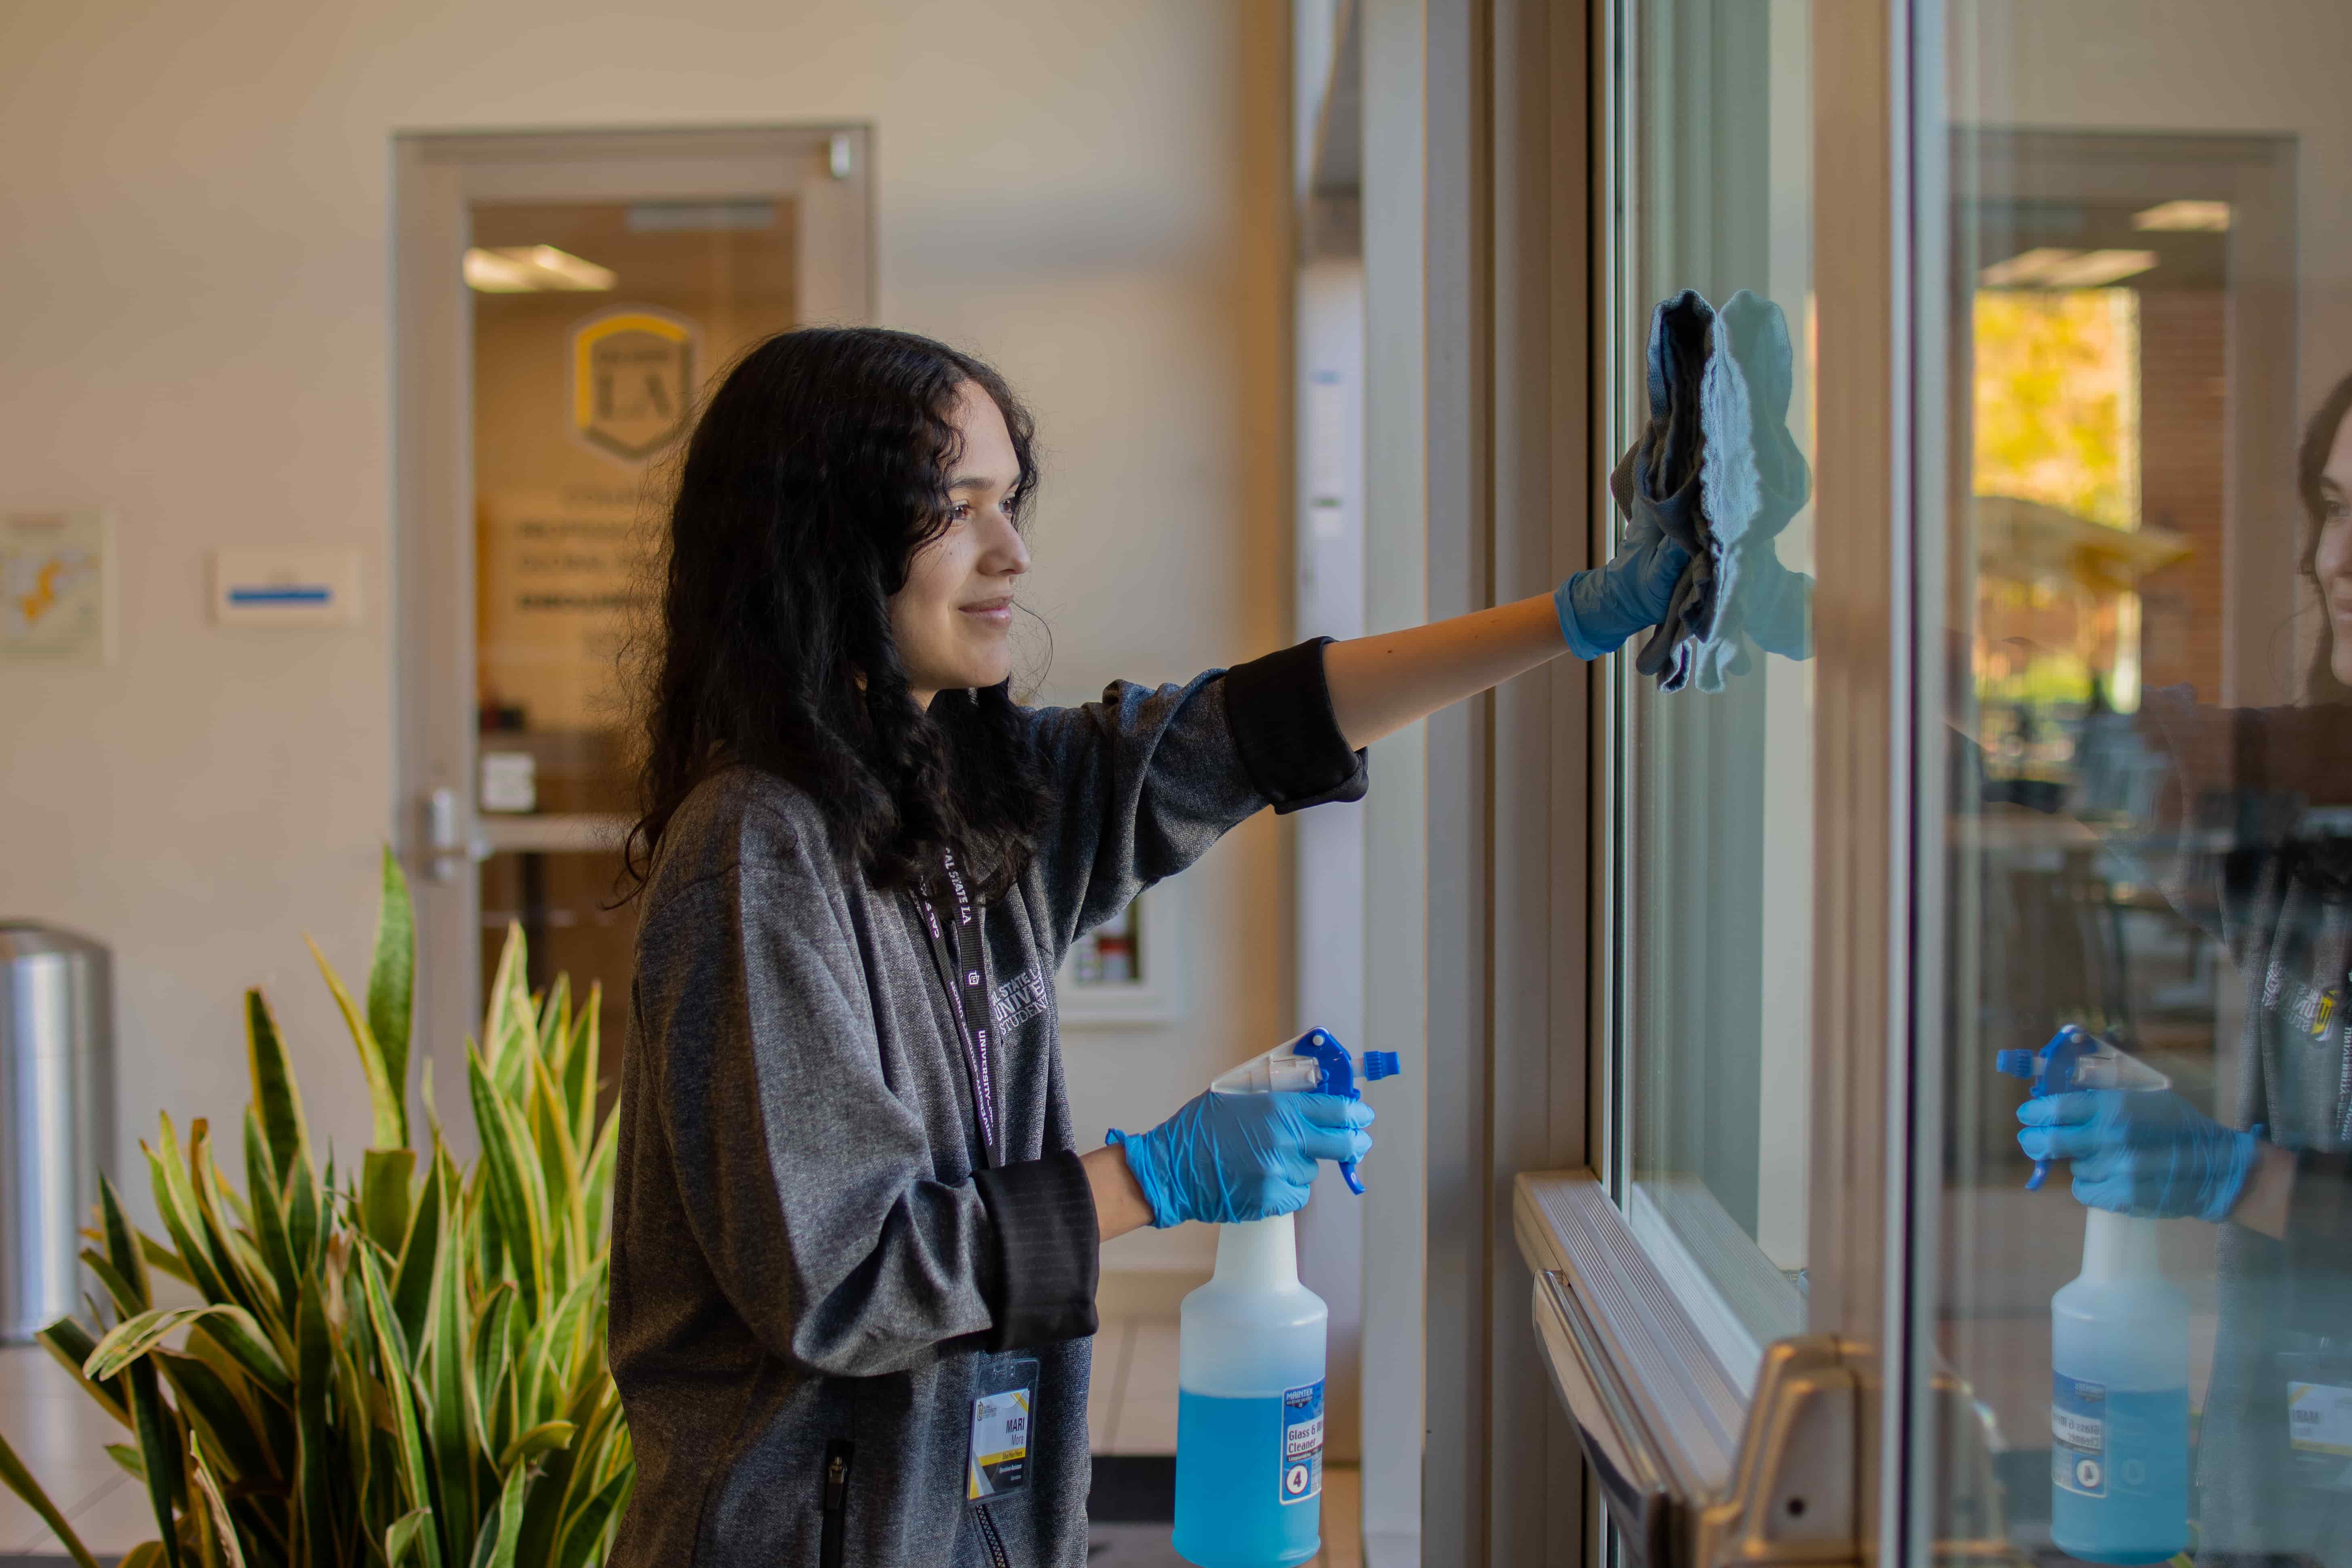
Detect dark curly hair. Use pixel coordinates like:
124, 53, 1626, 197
624, 326, 1050, 900
2298, 367, 2352, 704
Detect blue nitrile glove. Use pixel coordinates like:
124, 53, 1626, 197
2015, 1089, 2261, 1222
1108, 1091, 1376, 1229
1555, 523, 1696, 662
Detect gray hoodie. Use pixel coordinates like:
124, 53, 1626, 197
608, 640, 1366, 1568
2131, 692, 2352, 1565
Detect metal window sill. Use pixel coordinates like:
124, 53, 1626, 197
1512, 1171, 1750, 1559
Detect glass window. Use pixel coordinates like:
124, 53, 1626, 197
1926, 8, 2352, 1563
1603, 0, 1818, 1377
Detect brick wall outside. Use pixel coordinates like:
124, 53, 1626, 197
2135, 289, 2230, 703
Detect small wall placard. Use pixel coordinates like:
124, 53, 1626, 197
1, 510, 113, 666
211, 548, 362, 628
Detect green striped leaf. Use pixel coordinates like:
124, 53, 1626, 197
524, 1047, 586, 1286
385, 1507, 432, 1568
241, 1111, 300, 1316
361, 1148, 417, 1257
494, 1420, 573, 1470
355, 1248, 443, 1568
102, 1174, 154, 1314
145, 1120, 235, 1309
243, 991, 310, 1181
468, 1460, 529, 1568
185, 1123, 272, 1323
467, 1283, 516, 1465
125, 1354, 185, 1568
151, 1349, 271, 1488
466, 1041, 548, 1318
550, 1468, 630, 1568
367, 847, 416, 1118
81, 1248, 150, 1327
480, 925, 529, 1081
291, 1276, 334, 1568
85, 1303, 290, 1403
188, 1453, 248, 1568
306, 936, 407, 1152
140, 1229, 195, 1287
390, 1152, 443, 1353
426, 1180, 475, 1568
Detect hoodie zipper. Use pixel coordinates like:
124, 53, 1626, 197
974, 1501, 1013, 1568
819, 1440, 854, 1568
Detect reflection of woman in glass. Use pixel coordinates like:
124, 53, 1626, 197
2017, 369, 2352, 1562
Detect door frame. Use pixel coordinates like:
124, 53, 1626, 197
1508, 0, 1922, 1564
389, 125, 874, 1123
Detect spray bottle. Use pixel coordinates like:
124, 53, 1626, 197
1996, 1025, 2190, 1565
1171, 1028, 1400, 1568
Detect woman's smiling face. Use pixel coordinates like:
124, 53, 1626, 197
890, 379, 1031, 708
2315, 403, 2352, 685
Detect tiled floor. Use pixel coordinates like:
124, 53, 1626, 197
0, 1345, 143, 1559
1087, 1314, 1183, 1454
3, 1320, 1361, 1567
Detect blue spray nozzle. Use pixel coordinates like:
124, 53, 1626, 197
1995, 1026, 2100, 1191
1211, 1029, 1404, 1197
1286, 1030, 1403, 1196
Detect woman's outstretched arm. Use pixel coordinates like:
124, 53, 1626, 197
1324, 592, 1568, 752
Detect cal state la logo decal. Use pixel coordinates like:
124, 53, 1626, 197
570, 308, 698, 465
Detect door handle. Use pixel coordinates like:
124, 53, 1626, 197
1535, 1276, 1858, 1568
422, 786, 490, 883
1533, 1281, 2016, 1568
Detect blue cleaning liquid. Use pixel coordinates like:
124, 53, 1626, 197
2048, 1210, 2192, 1566
1172, 1391, 1320, 1567
2051, 1384, 2191, 1566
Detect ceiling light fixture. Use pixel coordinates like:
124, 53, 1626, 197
2132, 199, 2231, 233
1979, 247, 2157, 289
462, 245, 618, 293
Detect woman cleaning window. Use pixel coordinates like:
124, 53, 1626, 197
2014, 369, 2352, 1564
606, 326, 1686, 1567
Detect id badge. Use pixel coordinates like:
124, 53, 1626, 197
967, 1359, 1038, 1502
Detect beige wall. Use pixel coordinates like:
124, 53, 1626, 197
0, 0, 1292, 1269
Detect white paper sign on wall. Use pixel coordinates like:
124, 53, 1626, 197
210, 548, 362, 628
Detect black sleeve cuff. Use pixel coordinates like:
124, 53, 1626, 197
974, 1150, 1100, 1349
1220, 637, 1371, 814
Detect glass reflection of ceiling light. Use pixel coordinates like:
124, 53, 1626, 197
2132, 199, 2231, 232
1978, 248, 2157, 288
461, 245, 618, 293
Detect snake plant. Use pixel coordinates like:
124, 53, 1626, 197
0, 849, 631, 1568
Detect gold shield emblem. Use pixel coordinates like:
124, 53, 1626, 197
570, 309, 698, 464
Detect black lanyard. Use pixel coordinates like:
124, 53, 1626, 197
913, 849, 1002, 1167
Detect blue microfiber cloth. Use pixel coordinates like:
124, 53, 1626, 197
1615, 290, 1718, 690
1688, 290, 1814, 691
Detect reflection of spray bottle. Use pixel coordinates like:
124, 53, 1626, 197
1997, 1026, 2190, 1566
1172, 1030, 1400, 1568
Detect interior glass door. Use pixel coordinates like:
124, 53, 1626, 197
468, 195, 801, 1054
1918, 6, 2349, 1564
396, 129, 872, 1070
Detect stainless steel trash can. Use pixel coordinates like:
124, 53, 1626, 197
0, 923, 112, 1344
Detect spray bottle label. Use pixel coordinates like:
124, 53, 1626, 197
1280, 1382, 1325, 1506
2053, 1374, 2108, 1497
